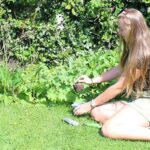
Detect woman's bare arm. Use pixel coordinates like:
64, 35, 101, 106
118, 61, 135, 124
75, 65, 122, 85
74, 73, 126, 116
92, 69, 141, 106
93, 73, 126, 106
74, 69, 142, 116
91, 65, 122, 84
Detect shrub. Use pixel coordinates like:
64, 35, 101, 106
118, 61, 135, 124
1, 0, 149, 65
0, 50, 120, 104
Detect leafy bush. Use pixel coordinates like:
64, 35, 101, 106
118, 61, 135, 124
0, 0, 123, 65
0, 50, 120, 104
1, 0, 149, 65
0, 0, 150, 104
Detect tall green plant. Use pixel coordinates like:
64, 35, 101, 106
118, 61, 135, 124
0, 50, 120, 104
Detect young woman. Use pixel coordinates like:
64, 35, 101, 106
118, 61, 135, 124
74, 8, 150, 141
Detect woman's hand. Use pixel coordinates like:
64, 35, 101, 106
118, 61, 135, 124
73, 102, 92, 116
75, 75, 92, 84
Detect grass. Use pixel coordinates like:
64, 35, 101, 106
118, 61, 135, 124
0, 103, 150, 150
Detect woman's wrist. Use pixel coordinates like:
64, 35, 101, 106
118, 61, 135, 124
90, 99, 97, 109
91, 76, 103, 84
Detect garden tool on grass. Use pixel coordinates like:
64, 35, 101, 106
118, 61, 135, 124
62, 102, 102, 128
62, 117, 102, 128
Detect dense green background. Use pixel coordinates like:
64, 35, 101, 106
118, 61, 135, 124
0, 0, 150, 65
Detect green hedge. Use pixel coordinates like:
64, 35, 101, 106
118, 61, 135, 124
1, 0, 149, 65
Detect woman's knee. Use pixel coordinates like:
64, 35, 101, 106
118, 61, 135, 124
90, 101, 127, 123
90, 106, 110, 123
101, 121, 122, 139
90, 107, 101, 122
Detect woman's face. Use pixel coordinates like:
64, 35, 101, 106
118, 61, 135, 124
118, 16, 131, 40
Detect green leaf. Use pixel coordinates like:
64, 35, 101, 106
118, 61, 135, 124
65, 4, 72, 10
72, 8, 78, 16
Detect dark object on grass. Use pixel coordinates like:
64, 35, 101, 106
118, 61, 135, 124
73, 83, 84, 92
63, 118, 80, 126
62, 117, 102, 128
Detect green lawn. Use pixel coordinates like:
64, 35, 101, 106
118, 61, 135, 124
0, 103, 150, 150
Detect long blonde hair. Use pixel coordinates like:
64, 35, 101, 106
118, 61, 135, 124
119, 8, 150, 97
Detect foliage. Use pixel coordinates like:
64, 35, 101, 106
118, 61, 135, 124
0, 50, 120, 104
1, 0, 149, 65
1, 0, 150, 65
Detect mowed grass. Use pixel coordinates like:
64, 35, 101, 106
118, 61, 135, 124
0, 103, 150, 150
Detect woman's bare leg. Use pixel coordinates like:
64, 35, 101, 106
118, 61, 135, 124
90, 101, 128, 124
101, 105, 150, 140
